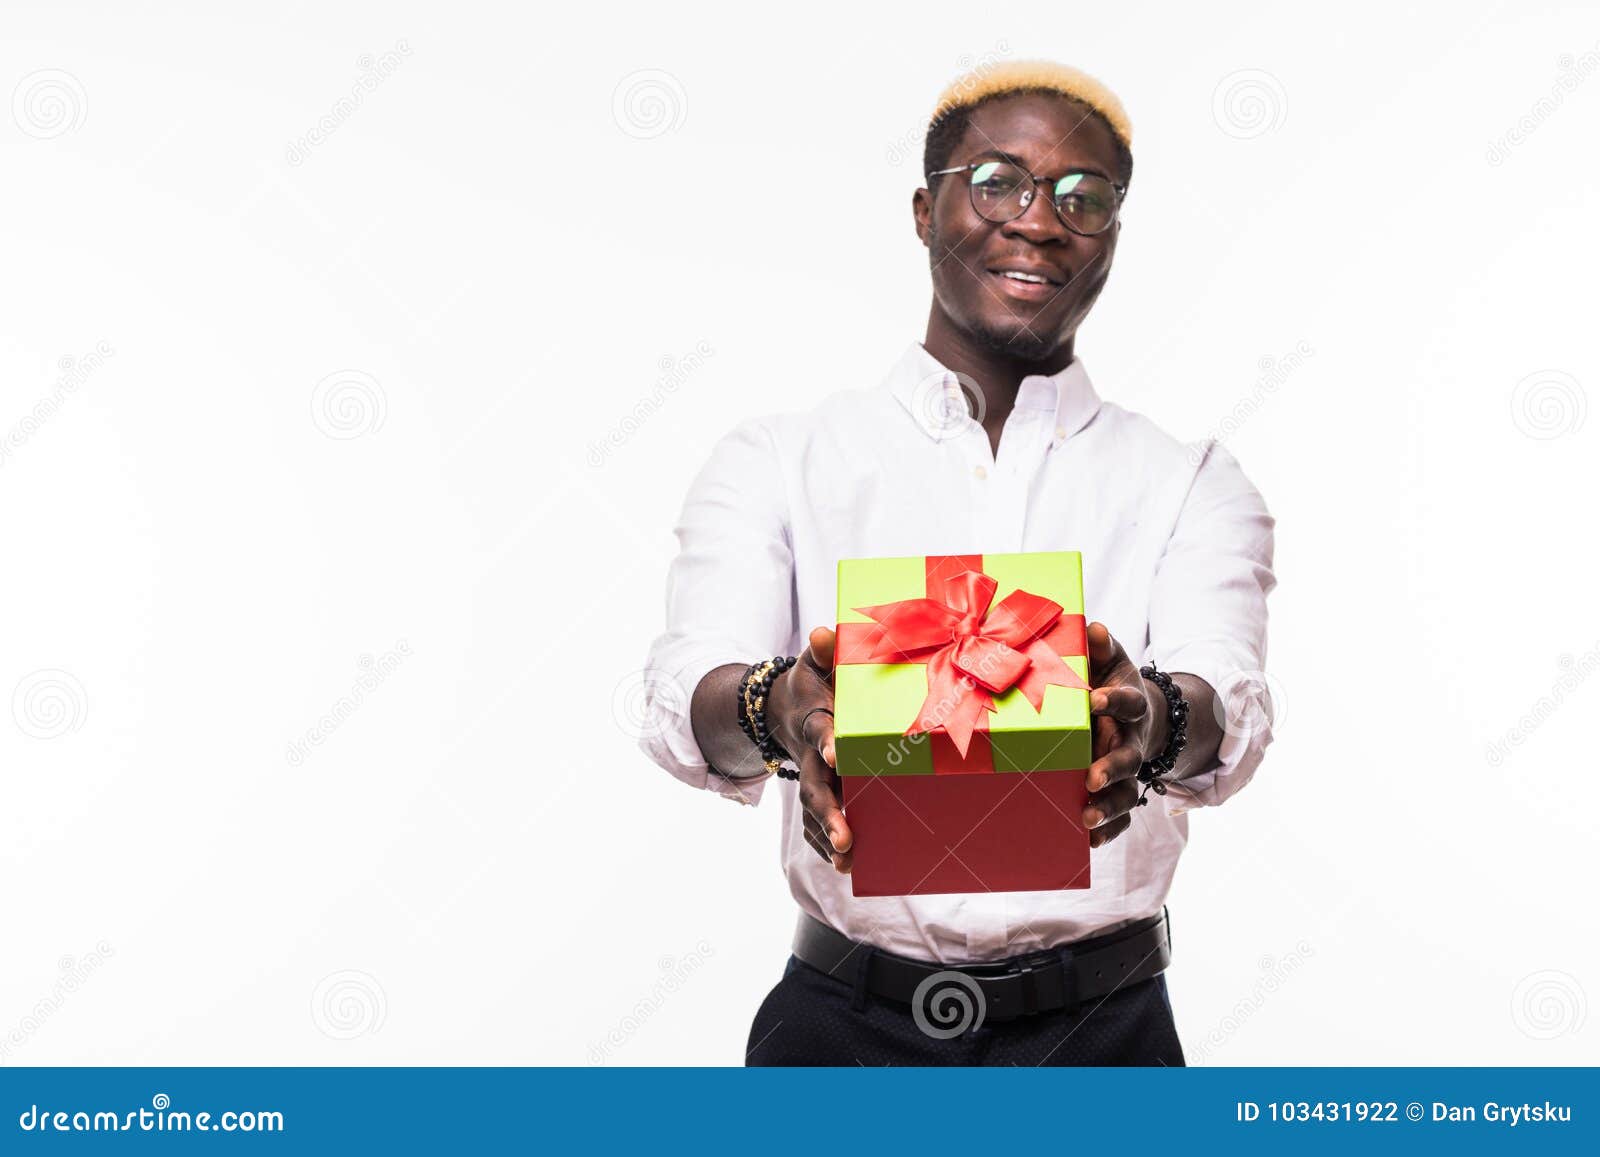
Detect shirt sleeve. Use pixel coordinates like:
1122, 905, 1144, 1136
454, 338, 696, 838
1145, 440, 1278, 816
638, 417, 797, 807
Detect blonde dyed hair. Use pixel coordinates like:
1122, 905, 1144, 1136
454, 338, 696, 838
929, 59, 1132, 152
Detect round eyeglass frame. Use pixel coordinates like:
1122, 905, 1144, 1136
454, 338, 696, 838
926, 160, 1126, 236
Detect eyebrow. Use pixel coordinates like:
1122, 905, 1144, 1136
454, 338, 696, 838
960, 149, 1112, 183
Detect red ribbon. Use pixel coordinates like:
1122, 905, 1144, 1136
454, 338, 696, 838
836, 555, 1088, 768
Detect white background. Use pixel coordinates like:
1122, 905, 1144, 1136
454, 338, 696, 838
2, 0, 1595, 1066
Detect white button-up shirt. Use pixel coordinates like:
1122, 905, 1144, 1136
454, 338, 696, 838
639, 341, 1276, 963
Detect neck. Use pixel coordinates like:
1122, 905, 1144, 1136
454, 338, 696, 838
923, 308, 1075, 448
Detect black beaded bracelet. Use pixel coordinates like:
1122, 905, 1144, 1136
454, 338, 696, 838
1135, 663, 1189, 807
736, 655, 799, 779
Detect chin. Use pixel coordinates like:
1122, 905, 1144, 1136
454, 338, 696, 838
971, 317, 1062, 363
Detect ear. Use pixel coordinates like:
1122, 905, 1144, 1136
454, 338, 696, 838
912, 186, 934, 248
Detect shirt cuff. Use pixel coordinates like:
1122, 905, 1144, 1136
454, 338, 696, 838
1148, 642, 1275, 817
636, 644, 774, 807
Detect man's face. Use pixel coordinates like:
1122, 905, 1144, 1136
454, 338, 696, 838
914, 93, 1124, 362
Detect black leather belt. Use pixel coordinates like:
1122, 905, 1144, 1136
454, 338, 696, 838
791, 908, 1172, 1021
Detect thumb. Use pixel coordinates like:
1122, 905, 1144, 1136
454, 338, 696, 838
1087, 621, 1123, 676
808, 625, 837, 671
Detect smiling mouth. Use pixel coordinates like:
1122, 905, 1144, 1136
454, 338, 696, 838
987, 268, 1065, 300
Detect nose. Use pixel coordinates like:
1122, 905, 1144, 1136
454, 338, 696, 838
1001, 184, 1071, 244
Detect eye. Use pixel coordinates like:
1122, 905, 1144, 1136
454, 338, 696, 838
1052, 173, 1117, 225
971, 161, 1020, 193
1060, 193, 1109, 213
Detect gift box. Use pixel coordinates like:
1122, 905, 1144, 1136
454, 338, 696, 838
833, 552, 1093, 897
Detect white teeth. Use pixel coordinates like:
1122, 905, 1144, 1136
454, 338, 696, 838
1000, 271, 1049, 284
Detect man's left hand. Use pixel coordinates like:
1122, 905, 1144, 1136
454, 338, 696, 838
1081, 621, 1169, 848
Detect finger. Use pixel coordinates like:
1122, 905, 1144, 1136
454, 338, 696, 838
797, 745, 852, 857
802, 806, 854, 873
801, 812, 833, 865
807, 626, 837, 673
1086, 742, 1142, 793
1089, 812, 1132, 849
1090, 684, 1148, 724
801, 705, 837, 769
1092, 713, 1120, 762
1086, 621, 1128, 680
1083, 777, 1141, 830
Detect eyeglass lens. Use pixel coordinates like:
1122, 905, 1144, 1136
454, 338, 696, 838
968, 161, 1117, 234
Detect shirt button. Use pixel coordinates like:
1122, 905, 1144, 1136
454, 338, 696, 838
1055, 426, 1067, 440
974, 465, 988, 480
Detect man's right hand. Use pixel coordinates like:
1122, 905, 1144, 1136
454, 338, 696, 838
768, 626, 852, 873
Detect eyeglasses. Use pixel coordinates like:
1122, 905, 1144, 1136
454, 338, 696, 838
926, 160, 1125, 236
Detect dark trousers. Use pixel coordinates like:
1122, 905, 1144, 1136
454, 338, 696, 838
746, 954, 1185, 1066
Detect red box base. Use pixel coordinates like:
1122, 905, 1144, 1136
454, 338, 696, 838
841, 770, 1091, 897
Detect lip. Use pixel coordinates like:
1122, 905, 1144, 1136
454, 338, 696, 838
986, 268, 1065, 302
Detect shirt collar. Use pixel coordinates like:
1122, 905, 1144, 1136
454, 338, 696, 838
885, 341, 1102, 447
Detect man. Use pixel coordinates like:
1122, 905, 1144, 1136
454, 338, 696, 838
639, 60, 1276, 1065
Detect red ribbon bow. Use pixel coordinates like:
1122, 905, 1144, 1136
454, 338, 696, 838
837, 555, 1089, 760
